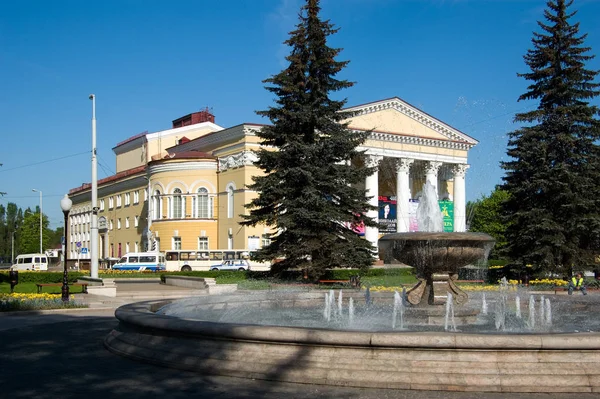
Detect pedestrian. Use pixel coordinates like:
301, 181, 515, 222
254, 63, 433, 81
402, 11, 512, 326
568, 272, 587, 295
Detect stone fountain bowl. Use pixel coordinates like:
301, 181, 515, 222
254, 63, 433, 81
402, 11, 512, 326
378, 232, 495, 275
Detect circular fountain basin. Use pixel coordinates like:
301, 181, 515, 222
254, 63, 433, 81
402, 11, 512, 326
105, 291, 600, 393
379, 232, 496, 274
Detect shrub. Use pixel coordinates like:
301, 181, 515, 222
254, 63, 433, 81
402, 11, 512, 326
0, 271, 87, 284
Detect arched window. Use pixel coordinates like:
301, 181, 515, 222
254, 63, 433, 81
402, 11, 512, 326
195, 187, 209, 218
153, 190, 161, 220
171, 188, 184, 219
227, 185, 234, 218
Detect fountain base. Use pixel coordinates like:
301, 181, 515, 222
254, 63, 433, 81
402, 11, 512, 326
407, 272, 468, 306
105, 298, 600, 393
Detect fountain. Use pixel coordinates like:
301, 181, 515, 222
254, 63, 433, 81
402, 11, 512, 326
104, 180, 600, 393
378, 181, 495, 306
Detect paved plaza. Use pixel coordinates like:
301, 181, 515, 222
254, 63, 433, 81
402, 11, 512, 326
1, 283, 598, 399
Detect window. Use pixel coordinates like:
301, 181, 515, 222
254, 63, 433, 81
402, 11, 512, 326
134, 215, 139, 227
171, 188, 184, 218
227, 185, 234, 218
134, 190, 140, 204
153, 190, 161, 220
109, 196, 114, 209
198, 237, 209, 250
172, 236, 182, 250
135, 241, 139, 252
126, 242, 130, 253
195, 187, 210, 218
262, 233, 271, 248
144, 188, 148, 201
109, 220, 114, 230
100, 199, 105, 211
117, 218, 121, 229
125, 217, 130, 229
116, 194, 122, 207
125, 193, 131, 206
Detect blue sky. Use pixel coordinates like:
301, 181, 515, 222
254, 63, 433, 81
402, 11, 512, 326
1, 0, 599, 228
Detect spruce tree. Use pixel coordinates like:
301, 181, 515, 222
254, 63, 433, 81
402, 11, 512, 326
241, 0, 377, 278
501, 0, 600, 276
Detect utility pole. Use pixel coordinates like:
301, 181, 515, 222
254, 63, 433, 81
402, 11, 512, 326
90, 94, 99, 278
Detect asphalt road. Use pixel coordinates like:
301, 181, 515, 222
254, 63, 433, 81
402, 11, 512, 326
0, 311, 598, 399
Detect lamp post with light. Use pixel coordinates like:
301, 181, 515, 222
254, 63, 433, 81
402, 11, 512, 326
60, 194, 72, 302
32, 189, 43, 254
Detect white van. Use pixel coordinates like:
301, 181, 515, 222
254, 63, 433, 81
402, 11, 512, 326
112, 252, 166, 272
11, 254, 49, 271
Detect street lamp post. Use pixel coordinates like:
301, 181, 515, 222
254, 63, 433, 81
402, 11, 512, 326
32, 189, 43, 254
60, 194, 73, 302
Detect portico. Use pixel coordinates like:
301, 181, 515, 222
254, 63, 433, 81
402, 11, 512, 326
342, 97, 478, 249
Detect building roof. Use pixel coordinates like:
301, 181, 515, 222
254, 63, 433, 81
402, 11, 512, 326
69, 165, 147, 195
150, 150, 215, 162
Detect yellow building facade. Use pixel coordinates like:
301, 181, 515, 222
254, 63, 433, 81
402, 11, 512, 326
68, 97, 477, 267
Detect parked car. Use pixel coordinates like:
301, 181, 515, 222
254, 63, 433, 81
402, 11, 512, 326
210, 259, 250, 271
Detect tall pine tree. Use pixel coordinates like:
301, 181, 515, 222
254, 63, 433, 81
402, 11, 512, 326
501, 0, 600, 276
241, 0, 377, 278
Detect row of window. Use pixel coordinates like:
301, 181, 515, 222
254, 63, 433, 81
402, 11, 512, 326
100, 189, 147, 211
69, 215, 140, 233
169, 234, 271, 251
172, 236, 209, 250
152, 187, 218, 220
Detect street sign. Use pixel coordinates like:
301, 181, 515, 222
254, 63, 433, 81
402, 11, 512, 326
81, 247, 88, 254
61, 236, 65, 245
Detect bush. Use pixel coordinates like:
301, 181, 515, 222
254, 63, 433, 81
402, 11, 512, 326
0, 271, 86, 284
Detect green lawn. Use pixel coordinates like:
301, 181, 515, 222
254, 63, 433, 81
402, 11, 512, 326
0, 282, 88, 294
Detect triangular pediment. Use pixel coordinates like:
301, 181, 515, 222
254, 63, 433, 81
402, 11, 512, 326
342, 97, 477, 145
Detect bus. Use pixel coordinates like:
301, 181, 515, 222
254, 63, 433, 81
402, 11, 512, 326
112, 252, 166, 272
164, 249, 270, 271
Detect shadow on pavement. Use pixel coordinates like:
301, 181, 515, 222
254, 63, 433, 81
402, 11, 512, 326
0, 314, 599, 399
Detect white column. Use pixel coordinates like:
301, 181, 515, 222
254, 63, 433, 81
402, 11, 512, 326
396, 158, 414, 232
452, 164, 469, 232
424, 161, 443, 194
364, 155, 382, 249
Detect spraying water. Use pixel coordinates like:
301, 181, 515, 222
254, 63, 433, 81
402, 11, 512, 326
329, 290, 336, 319
392, 291, 405, 330
348, 297, 354, 325
323, 292, 331, 322
444, 293, 457, 331
338, 290, 343, 316
529, 295, 536, 329
539, 295, 545, 326
515, 295, 521, 319
544, 298, 552, 326
495, 277, 509, 331
482, 293, 488, 315
416, 181, 444, 232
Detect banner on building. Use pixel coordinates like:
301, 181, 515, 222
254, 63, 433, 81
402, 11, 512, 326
408, 199, 454, 232
439, 200, 454, 232
378, 196, 397, 233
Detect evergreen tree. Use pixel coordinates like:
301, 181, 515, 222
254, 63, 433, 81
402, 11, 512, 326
241, 0, 377, 278
501, 0, 600, 277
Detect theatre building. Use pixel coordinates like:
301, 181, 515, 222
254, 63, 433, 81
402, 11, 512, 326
68, 98, 477, 267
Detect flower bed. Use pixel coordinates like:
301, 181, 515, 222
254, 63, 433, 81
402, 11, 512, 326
0, 293, 88, 312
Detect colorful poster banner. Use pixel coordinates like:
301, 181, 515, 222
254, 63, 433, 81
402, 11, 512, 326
439, 200, 454, 232
378, 196, 397, 233
408, 199, 454, 232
